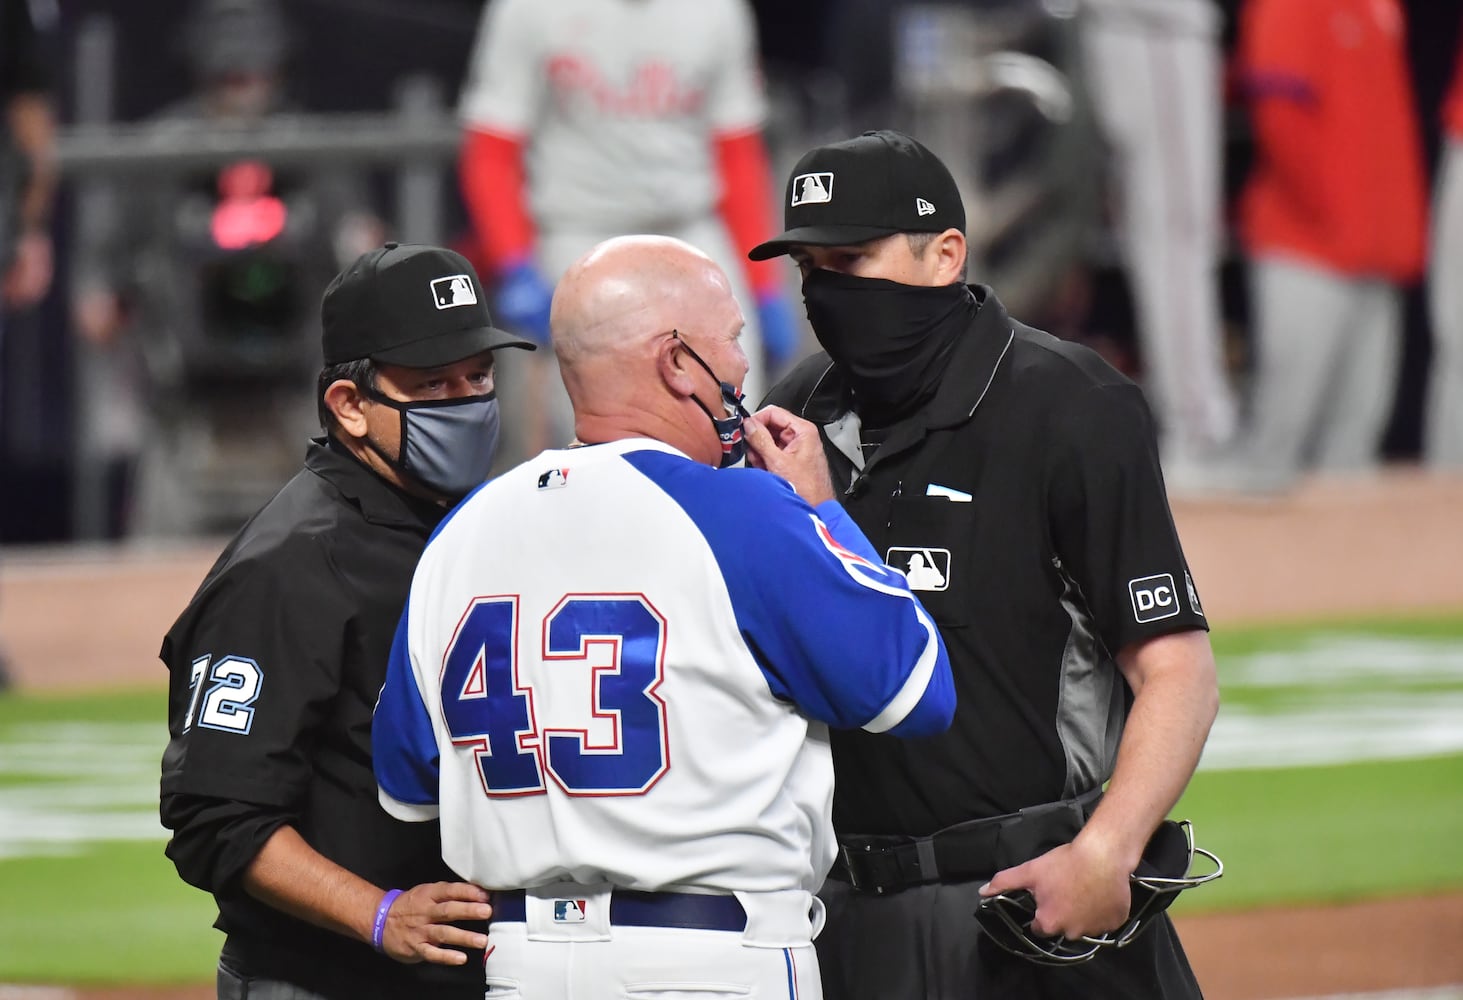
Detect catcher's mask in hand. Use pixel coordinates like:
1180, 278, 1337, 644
974, 819, 1223, 966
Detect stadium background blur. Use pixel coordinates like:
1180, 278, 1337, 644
2, 0, 1462, 545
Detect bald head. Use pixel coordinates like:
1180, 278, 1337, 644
549, 235, 749, 462
552, 236, 726, 365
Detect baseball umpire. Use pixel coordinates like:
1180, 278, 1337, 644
159, 243, 534, 999
755, 131, 1221, 998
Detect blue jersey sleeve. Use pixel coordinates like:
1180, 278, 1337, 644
625, 452, 954, 738
372, 603, 443, 820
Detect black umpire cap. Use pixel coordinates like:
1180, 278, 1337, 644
748, 130, 965, 260
321, 242, 536, 367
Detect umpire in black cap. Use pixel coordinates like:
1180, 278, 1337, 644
160, 243, 533, 999
758, 131, 1220, 998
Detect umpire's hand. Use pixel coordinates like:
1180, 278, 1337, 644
978, 836, 1132, 942
380, 881, 493, 965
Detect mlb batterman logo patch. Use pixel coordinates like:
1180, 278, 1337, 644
430, 274, 478, 309
886, 546, 951, 592
791, 172, 834, 206
553, 899, 588, 923
537, 467, 569, 490
1128, 573, 1180, 623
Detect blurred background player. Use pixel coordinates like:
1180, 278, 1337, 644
1427, 33, 1463, 469
820, 0, 1237, 484
456, 0, 801, 465
818, 0, 1101, 335
1227, 0, 1428, 492
71, 0, 385, 538
0, 0, 58, 692
1077, 0, 1238, 480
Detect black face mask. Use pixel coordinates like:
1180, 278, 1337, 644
360, 386, 501, 499
802, 268, 977, 425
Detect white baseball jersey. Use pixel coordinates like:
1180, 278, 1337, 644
458, 0, 766, 231
374, 439, 953, 897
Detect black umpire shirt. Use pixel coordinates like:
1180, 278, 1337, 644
763, 286, 1209, 838
159, 436, 482, 999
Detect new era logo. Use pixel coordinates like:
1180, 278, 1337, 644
886, 546, 951, 592
1129, 573, 1180, 623
791, 172, 833, 206
553, 899, 588, 923
915, 198, 936, 216
430, 274, 478, 310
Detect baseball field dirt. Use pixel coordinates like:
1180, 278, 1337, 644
3, 467, 1462, 999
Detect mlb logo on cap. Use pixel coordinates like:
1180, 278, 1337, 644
319, 242, 537, 366
553, 899, 588, 923
749, 130, 966, 261
791, 172, 834, 206
430, 274, 478, 310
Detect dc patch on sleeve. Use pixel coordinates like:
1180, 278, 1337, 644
1128, 573, 1180, 623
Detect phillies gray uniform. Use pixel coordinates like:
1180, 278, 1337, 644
458, 0, 772, 447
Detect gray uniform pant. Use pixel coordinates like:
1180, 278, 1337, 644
1239, 255, 1401, 481
1080, 7, 1237, 464
217, 960, 328, 1000
1427, 138, 1463, 469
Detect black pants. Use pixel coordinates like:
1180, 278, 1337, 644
816, 878, 1203, 1000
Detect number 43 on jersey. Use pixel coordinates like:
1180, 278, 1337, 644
442, 595, 670, 797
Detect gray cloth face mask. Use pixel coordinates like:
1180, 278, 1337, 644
364, 388, 502, 499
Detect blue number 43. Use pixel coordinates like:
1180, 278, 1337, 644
440, 596, 669, 796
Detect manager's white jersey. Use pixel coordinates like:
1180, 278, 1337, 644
457, 0, 766, 231
375, 439, 953, 896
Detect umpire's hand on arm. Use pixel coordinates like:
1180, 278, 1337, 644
379, 881, 494, 966
745, 405, 834, 505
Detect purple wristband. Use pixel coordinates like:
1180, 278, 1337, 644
371, 889, 404, 953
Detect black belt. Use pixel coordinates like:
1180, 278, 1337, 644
831, 788, 1104, 896
491, 889, 747, 932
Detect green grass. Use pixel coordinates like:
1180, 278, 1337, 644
1170, 753, 1463, 914
0, 841, 220, 984
0, 683, 170, 726
1, 615, 1462, 984
1211, 612, 1463, 651
0, 683, 221, 984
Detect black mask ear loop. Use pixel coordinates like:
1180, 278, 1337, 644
671, 330, 750, 468
671, 330, 749, 421
357, 383, 414, 480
